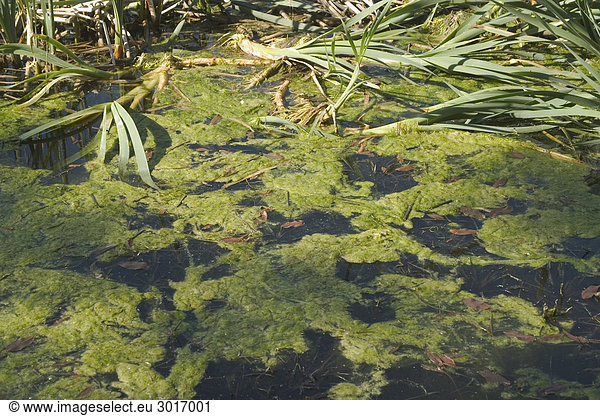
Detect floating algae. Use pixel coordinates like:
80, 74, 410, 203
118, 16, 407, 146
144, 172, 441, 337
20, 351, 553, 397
1, 55, 599, 398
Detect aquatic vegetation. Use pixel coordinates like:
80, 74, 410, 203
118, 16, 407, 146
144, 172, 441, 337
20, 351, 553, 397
2, 60, 600, 398
2, 1, 600, 400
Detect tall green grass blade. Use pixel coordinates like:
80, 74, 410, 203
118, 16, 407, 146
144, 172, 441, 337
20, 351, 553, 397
97, 106, 112, 164
40, 0, 55, 55
111, 101, 158, 189
0, 43, 78, 68
168, 12, 188, 44
0, 0, 18, 43
229, 0, 323, 32
110, 102, 130, 180
19, 106, 104, 140
34, 35, 103, 70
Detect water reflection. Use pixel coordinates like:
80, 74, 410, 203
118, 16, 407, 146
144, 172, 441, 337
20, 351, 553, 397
0, 84, 124, 184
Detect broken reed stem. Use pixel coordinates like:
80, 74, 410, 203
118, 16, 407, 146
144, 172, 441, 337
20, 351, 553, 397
246, 61, 283, 89
273, 79, 290, 112
223, 163, 286, 189
177, 57, 274, 67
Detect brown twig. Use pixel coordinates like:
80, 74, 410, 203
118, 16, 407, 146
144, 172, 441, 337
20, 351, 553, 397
273, 79, 291, 112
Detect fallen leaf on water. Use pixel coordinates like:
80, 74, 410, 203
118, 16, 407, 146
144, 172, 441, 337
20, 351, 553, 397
52, 317, 70, 326
76, 386, 96, 399
264, 152, 284, 160
210, 114, 222, 125
581, 285, 600, 299
504, 331, 536, 342
462, 297, 491, 311
541, 384, 569, 396
5, 336, 35, 352
460, 206, 485, 220
478, 369, 510, 386
88, 244, 118, 259
508, 152, 526, 159
388, 346, 400, 354
118, 261, 149, 270
222, 236, 250, 243
427, 213, 445, 221
562, 330, 589, 344
492, 177, 508, 188
282, 220, 305, 229
427, 351, 456, 367
539, 334, 564, 342
488, 206, 513, 217
395, 164, 416, 172
449, 228, 478, 236
255, 208, 271, 224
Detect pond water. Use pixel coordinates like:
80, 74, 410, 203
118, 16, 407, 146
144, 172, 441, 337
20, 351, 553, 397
0, 42, 599, 400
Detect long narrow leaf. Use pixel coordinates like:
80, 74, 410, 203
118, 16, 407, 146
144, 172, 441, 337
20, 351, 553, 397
111, 101, 158, 189
110, 102, 130, 180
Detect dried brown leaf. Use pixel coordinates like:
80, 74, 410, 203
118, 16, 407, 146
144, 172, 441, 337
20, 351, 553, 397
488, 206, 513, 217
462, 297, 491, 311
395, 164, 416, 172
478, 369, 510, 386
492, 177, 508, 188
210, 114, 222, 125
222, 236, 250, 243
264, 152, 284, 160
508, 152, 526, 159
52, 317, 70, 326
460, 206, 485, 220
5, 336, 35, 352
259, 208, 270, 221
541, 384, 569, 396
281, 220, 305, 229
539, 334, 564, 342
118, 261, 149, 270
427, 213, 445, 221
504, 331, 536, 342
581, 285, 600, 299
76, 386, 96, 399
427, 351, 455, 367
449, 228, 477, 236
562, 330, 589, 344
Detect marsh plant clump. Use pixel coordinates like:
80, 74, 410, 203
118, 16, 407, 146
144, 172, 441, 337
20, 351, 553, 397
1, 0, 600, 400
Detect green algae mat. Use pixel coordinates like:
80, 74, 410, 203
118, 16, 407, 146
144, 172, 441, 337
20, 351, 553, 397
1, 61, 600, 399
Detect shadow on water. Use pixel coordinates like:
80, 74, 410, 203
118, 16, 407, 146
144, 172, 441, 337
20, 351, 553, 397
259, 210, 356, 244
87, 239, 229, 312
193, 330, 356, 399
0, 84, 127, 184
342, 153, 418, 196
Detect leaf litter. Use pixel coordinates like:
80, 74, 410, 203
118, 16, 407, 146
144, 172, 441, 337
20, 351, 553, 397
478, 369, 510, 386
4, 337, 35, 352
462, 297, 491, 311
581, 285, 599, 299
449, 228, 478, 236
